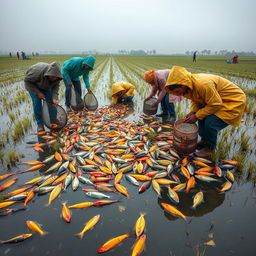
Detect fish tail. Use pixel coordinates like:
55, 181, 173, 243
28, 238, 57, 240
75, 232, 84, 239
40, 231, 48, 236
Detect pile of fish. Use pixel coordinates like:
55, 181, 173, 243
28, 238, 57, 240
0, 104, 237, 254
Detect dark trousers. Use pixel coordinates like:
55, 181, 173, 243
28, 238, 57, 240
117, 96, 134, 104
161, 94, 176, 118
28, 89, 53, 125
198, 114, 229, 149
64, 79, 82, 107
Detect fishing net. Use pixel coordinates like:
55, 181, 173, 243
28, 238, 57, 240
84, 92, 98, 111
42, 100, 68, 130
70, 86, 85, 111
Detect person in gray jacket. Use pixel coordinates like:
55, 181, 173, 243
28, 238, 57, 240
24, 62, 63, 131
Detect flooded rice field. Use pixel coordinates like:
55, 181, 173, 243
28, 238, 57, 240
0, 56, 256, 256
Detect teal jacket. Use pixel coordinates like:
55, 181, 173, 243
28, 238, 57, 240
61, 56, 95, 89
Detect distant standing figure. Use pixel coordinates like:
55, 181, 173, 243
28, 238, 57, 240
61, 56, 95, 111
144, 70, 182, 122
9, 52, 12, 58
17, 52, 20, 60
111, 82, 135, 104
232, 55, 238, 64
24, 62, 63, 131
193, 51, 197, 62
21, 51, 25, 60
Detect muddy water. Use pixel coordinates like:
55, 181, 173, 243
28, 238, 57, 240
1, 75, 256, 255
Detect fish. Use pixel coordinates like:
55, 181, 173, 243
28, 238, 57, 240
192, 191, 204, 209
0, 173, 17, 181
167, 187, 179, 204
195, 175, 218, 182
0, 233, 32, 244
26, 220, 47, 235
219, 181, 232, 192
0, 201, 18, 209
114, 183, 131, 198
68, 202, 93, 209
62, 202, 71, 223
131, 234, 146, 256
152, 179, 161, 197
0, 177, 19, 192
161, 202, 187, 221
226, 170, 235, 183
125, 175, 140, 186
75, 214, 100, 239
185, 176, 196, 192
92, 199, 121, 207
138, 181, 151, 193
97, 233, 130, 253
21, 164, 45, 173
135, 213, 146, 237
47, 184, 62, 206
85, 191, 110, 199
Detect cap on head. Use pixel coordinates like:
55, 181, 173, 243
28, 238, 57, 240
143, 70, 155, 84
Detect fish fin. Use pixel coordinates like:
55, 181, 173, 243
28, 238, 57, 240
41, 231, 48, 236
75, 232, 83, 240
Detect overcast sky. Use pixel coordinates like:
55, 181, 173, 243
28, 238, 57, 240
0, 0, 255, 54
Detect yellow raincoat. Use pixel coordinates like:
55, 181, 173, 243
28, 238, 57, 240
165, 66, 246, 126
111, 82, 135, 104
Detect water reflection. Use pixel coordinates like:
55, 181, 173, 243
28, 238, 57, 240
158, 186, 225, 221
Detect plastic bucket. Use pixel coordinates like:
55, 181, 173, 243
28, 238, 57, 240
173, 119, 198, 155
143, 98, 158, 115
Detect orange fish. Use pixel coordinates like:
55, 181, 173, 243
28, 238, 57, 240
131, 234, 146, 256
161, 202, 187, 221
0, 177, 19, 192
97, 233, 130, 253
62, 202, 71, 223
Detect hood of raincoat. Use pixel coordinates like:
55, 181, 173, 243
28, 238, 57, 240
165, 66, 192, 96
164, 66, 246, 127
82, 56, 95, 70
44, 62, 63, 79
112, 82, 126, 96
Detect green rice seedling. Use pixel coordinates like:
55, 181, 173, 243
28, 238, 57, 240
0, 136, 4, 148
0, 150, 4, 163
8, 113, 15, 122
12, 120, 24, 143
240, 130, 250, 152
233, 152, 246, 172
6, 149, 20, 168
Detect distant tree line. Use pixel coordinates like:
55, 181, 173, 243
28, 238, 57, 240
118, 49, 156, 55
185, 50, 256, 56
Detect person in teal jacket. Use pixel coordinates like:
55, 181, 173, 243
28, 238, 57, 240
61, 55, 95, 111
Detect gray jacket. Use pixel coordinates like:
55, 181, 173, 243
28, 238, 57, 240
24, 62, 63, 99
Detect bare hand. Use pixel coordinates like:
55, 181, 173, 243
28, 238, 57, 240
52, 99, 58, 105
87, 89, 92, 94
68, 82, 73, 87
37, 92, 45, 100
184, 113, 197, 123
144, 96, 151, 102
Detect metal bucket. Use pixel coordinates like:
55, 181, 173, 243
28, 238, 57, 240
173, 120, 198, 155
143, 98, 158, 115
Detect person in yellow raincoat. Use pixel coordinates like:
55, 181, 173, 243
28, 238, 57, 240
111, 82, 135, 104
165, 66, 246, 158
